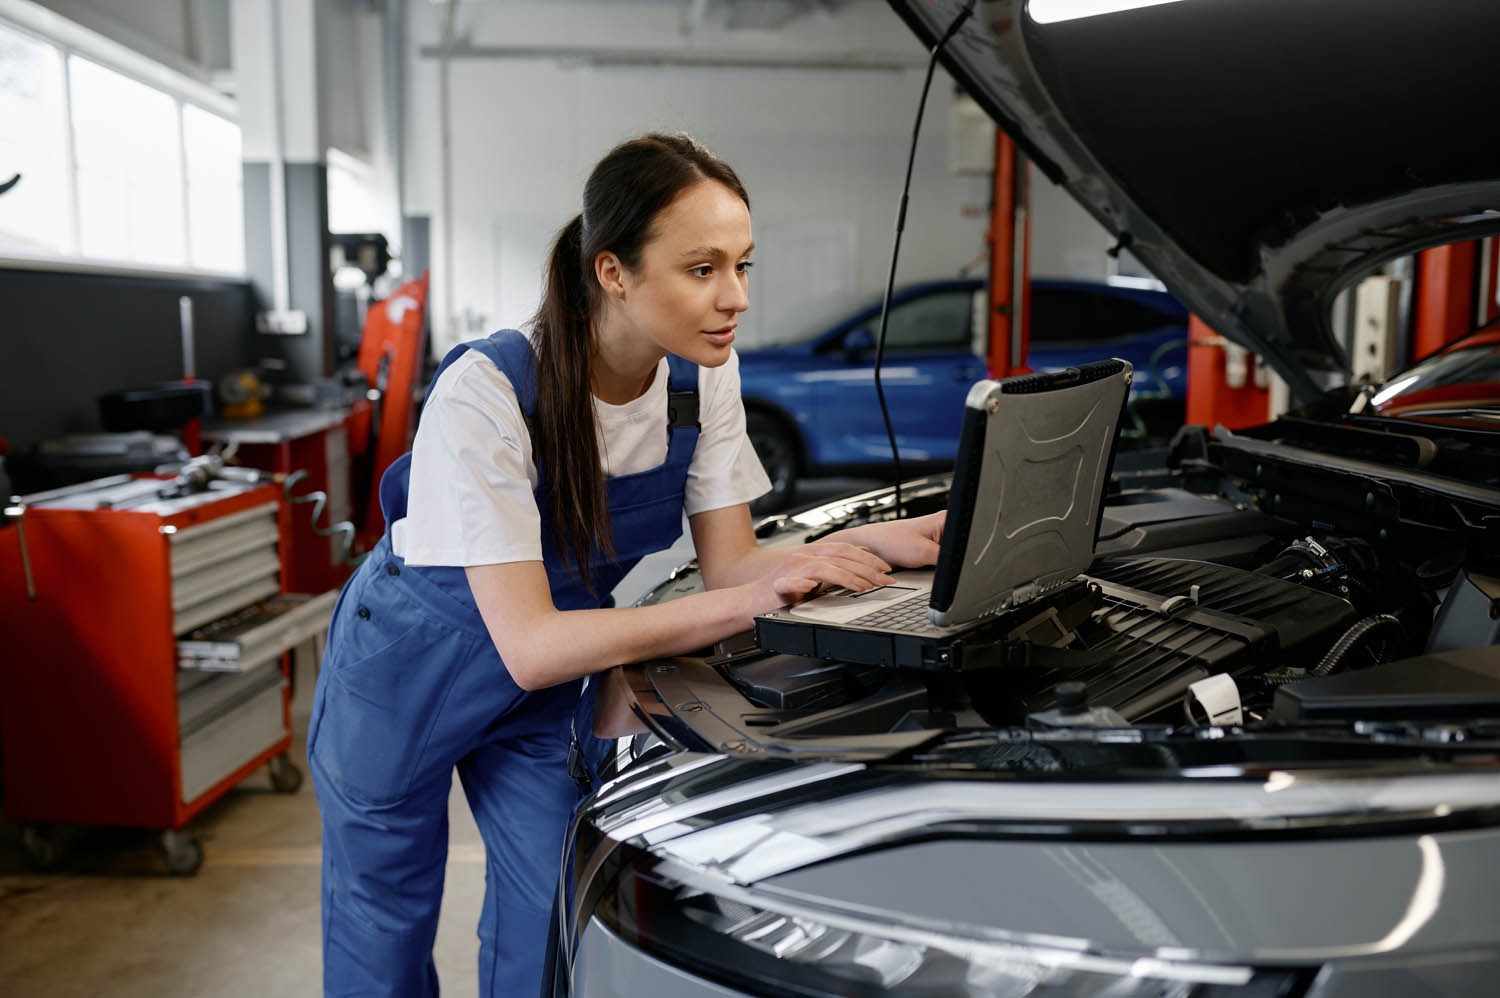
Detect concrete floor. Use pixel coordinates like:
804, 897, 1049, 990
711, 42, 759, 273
0, 478, 877, 997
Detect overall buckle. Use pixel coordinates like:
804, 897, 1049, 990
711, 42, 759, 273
666, 389, 700, 433
567, 735, 593, 795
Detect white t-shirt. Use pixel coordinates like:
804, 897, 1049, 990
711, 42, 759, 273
391, 345, 771, 567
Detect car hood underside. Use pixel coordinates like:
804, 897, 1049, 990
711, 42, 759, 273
885, 0, 1500, 400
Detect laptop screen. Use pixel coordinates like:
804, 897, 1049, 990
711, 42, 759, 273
929, 359, 1133, 627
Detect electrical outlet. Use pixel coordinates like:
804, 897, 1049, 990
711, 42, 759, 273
257, 310, 309, 335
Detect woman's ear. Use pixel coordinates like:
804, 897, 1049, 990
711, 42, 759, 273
595, 251, 628, 301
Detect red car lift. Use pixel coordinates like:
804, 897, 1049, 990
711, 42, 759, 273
347, 271, 430, 548
986, 132, 1031, 379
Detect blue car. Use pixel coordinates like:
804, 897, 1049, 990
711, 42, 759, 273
738, 277, 1189, 510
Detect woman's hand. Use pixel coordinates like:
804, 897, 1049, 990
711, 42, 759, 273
834, 510, 947, 570
736, 541, 895, 616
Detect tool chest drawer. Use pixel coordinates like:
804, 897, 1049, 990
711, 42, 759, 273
179, 666, 287, 804
168, 504, 280, 575
177, 589, 339, 671
170, 502, 283, 635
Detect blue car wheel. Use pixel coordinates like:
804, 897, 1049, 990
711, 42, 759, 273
747, 410, 799, 514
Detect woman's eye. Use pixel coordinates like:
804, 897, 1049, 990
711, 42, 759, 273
690, 265, 713, 278
736, 260, 755, 274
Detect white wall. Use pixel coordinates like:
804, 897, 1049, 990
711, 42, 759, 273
406, 0, 1012, 355
1029, 173, 1116, 281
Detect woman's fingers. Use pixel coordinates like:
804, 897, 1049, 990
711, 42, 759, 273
804, 542, 892, 575
772, 576, 820, 601
790, 552, 894, 592
758, 546, 901, 613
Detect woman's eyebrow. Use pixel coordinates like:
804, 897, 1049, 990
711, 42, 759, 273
679, 242, 756, 261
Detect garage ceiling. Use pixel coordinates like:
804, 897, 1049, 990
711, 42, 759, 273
430, 0, 861, 32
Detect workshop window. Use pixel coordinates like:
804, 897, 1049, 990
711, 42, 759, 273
1029, 286, 1179, 345
0, 20, 70, 256
0, 14, 243, 275
183, 105, 244, 273
70, 55, 187, 266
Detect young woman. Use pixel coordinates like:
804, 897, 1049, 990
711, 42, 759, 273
308, 133, 946, 997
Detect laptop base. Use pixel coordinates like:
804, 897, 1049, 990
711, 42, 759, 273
755, 579, 1096, 672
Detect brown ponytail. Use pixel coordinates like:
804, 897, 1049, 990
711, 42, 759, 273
528, 133, 749, 588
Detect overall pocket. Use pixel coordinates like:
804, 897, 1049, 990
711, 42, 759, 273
310, 582, 476, 804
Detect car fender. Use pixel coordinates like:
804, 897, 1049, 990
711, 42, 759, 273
740, 397, 809, 471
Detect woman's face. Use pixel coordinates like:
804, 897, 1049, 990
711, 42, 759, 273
614, 179, 753, 368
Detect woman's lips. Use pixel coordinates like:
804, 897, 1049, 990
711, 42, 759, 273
703, 326, 736, 346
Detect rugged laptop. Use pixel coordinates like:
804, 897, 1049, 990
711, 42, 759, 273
754, 358, 1133, 670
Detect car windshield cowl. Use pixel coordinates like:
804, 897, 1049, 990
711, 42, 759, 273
907, 718, 1500, 774
627, 649, 1500, 780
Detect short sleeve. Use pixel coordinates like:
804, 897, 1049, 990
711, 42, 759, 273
683, 350, 772, 516
397, 351, 546, 567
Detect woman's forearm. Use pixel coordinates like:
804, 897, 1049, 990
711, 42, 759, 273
469, 507, 934, 692
471, 567, 757, 691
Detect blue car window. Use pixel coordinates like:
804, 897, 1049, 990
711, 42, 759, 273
1030, 287, 1177, 345
873, 290, 973, 351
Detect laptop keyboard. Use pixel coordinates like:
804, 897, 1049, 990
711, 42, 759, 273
849, 591, 938, 632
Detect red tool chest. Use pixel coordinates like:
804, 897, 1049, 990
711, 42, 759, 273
0, 474, 335, 873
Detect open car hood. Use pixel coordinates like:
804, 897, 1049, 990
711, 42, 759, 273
886, 0, 1500, 401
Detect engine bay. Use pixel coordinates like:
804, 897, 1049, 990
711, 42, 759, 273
629, 419, 1500, 772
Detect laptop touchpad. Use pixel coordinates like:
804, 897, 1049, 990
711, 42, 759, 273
784, 585, 923, 625
846, 585, 918, 601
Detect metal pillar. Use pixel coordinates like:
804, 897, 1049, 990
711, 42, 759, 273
1478, 236, 1500, 327
1413, 240, 1478, 360
234, 0, 335, 384
986, 132, 1030, 378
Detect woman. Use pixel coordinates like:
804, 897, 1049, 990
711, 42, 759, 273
308, 133, 945, 997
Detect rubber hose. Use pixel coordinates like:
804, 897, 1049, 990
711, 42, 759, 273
1145, 337, 1189, 400
1310, 614, 1401, 677
283, 469, 365, 567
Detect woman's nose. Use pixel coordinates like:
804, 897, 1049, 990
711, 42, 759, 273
719, 273, 749, 313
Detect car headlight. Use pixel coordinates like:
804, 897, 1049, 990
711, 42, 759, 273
588, 857, 1306, 997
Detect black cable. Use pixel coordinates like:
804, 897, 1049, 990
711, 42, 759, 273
1310, 614, 1402, 677
874, 0, 976, 520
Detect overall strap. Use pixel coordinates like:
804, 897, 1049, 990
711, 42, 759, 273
665, 354, 701, 462
421, 329, 536, 414
450, 329, 538, 417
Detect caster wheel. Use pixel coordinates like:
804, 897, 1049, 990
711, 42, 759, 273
20, 825, 64, 871
268, 753, 303, 793
160, 830, 203, 876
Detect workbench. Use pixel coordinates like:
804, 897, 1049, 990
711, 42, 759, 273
201, 407, 356, 594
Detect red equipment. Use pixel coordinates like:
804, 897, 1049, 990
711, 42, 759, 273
348, 271, 430, 547
986, 132, 1032, 379
0, 475, 332, 873
1184, 315, 1273, 430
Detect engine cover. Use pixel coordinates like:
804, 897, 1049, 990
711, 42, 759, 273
1028, 558, 1357, 720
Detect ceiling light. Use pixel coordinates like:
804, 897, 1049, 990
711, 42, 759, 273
1029, 0, 1191, 24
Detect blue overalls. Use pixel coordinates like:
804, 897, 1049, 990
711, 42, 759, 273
308, 329, 700, 997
